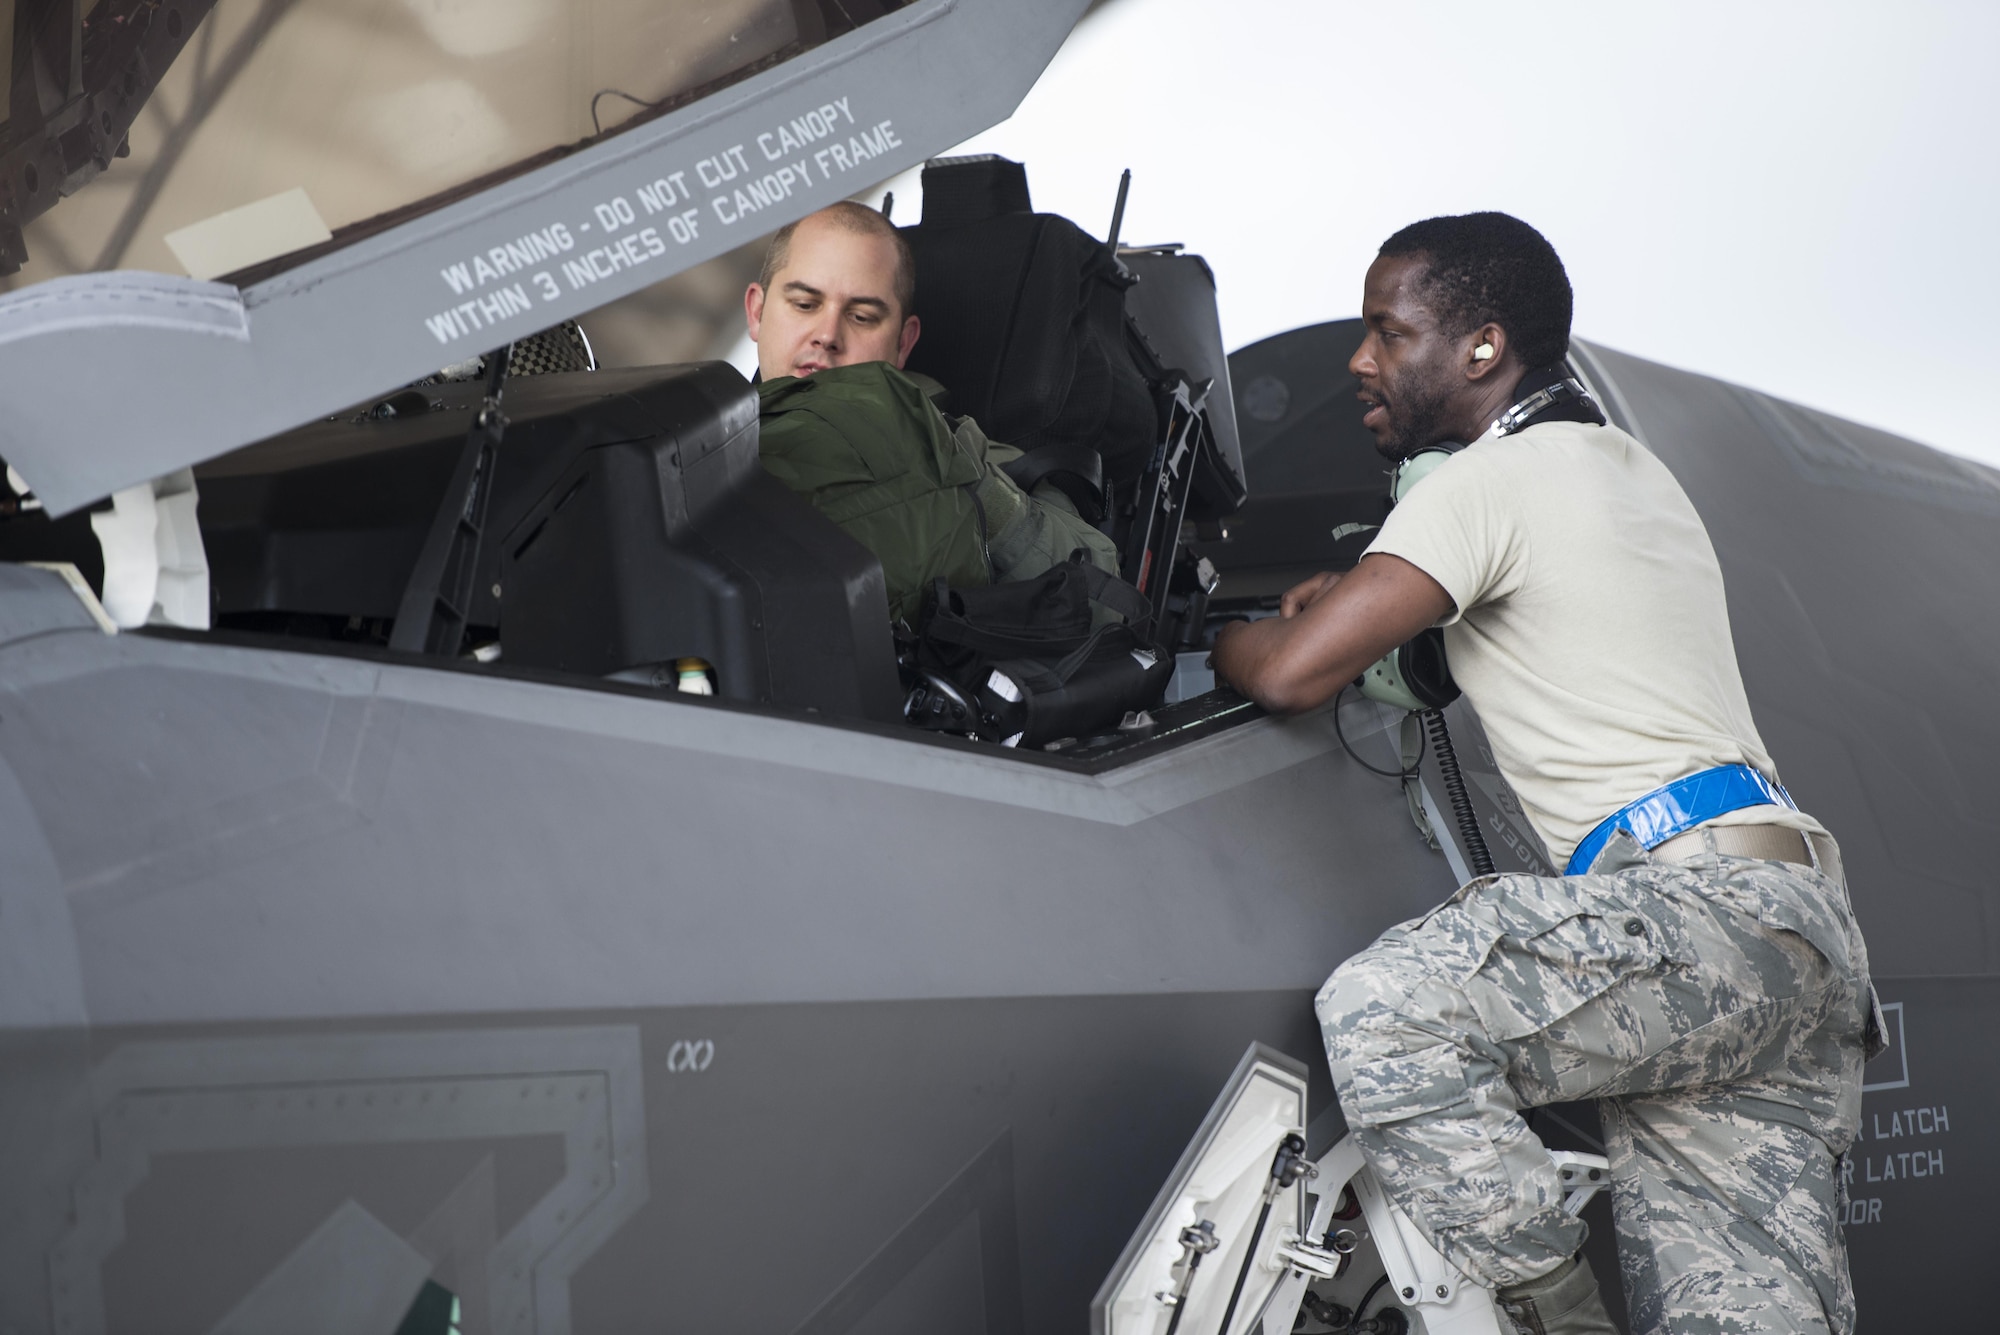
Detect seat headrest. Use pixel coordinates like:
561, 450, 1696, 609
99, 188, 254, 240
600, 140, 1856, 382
920, 155, 1032, 225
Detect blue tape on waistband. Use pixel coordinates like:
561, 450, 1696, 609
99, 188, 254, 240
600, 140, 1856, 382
1564, 764, 1796, 876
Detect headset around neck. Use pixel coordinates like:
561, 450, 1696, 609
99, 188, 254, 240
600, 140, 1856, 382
1386, 365, 1606, 506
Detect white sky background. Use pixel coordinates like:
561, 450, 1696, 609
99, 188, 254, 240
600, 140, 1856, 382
759, 0, 1999, 466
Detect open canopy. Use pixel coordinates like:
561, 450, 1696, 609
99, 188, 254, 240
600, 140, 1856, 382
0, 0, 1088, 515
1, 0, 907, 286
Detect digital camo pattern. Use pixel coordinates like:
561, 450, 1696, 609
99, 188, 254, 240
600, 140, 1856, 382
1315, 830, 1881, 1334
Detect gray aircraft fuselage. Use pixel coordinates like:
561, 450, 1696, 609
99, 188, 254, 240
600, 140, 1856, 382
0, 1, 1993, 1329
2, 326, 1996, 1332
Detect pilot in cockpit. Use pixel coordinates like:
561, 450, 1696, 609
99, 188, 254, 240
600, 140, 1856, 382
744, 201, 1118, 624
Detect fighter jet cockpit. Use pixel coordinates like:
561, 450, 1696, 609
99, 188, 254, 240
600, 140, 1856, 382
1, 2, 1994, 1332
0, 0, 1274, 771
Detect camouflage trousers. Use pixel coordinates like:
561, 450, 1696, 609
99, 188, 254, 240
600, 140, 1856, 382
1315, 829, 1879, 1334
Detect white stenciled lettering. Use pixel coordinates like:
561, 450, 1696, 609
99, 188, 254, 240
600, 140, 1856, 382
483, 285, 527, 321
665, 208, 700, 244
439, 224, 573, 295
636, 173, 692, 214
1865, 1148, 1946, 1182
755, 98, 857, 160
665, 1039, 714, 1073
1839, 1197, 1881, 1226
422, 282, 532, 344
812, 120, 902, 180
594, 197, 637, 231
696, 144, 753, 188
475, 288, 513, 324
501, 238, 538, 271
1870, 1103, 1951, 1140
558, 226, 670, 291
711, 162, 816, 226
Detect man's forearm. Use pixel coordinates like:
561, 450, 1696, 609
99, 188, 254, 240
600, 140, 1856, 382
1210, 554, 1455, 715
1213, 616, 1362, 714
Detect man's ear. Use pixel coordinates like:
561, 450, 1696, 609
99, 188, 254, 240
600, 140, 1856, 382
744, 283, 766, 341
1466, 322, 1509, 381
894, 313, 921, 369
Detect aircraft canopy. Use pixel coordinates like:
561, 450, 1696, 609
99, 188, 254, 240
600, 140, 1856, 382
0, 0, 896, 288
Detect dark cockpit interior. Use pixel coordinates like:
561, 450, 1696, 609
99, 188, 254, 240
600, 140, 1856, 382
0, 157, 1379, 765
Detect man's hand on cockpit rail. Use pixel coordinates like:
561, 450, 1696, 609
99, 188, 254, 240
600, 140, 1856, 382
1211, 554, 1454, 715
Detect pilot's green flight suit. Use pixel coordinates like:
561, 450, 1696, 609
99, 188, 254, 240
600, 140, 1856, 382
1315, 419, 1881, 1335
757, 362, 1118, 623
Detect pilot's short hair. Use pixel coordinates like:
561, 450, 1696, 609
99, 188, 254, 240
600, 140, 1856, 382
1378, 213, 1572, 370
759, 201, 916, 319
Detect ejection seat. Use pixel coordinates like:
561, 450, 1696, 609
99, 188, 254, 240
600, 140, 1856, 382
898, 155, 1249, 650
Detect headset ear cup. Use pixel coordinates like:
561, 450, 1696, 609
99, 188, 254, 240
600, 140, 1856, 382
1400, 628, 1460, 709
1389, 443, 1467, 505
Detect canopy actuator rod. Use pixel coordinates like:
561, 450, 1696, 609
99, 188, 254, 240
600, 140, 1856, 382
390, 345, 512, 656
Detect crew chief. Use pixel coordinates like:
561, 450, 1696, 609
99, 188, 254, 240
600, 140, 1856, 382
1212, 213, 1880, 1335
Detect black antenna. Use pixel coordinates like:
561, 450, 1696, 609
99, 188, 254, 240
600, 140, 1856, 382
1106, 168, 1131, 251
880, 190, 895, 220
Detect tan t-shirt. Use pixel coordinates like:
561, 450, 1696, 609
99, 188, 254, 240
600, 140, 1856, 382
1365, 418, 1822, 867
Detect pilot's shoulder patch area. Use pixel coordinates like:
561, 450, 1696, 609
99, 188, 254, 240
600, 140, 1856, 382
758, 362, 978, 491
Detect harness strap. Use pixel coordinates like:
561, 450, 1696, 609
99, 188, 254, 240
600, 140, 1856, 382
999, 444, 1107, 520
1070, 556, 1154, 633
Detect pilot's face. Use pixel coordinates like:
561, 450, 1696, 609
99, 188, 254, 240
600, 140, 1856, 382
1350, 254, 1461, 460
744, 217, 919, 381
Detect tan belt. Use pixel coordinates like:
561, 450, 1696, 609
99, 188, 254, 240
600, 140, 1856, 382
1649, 822, 1844, 887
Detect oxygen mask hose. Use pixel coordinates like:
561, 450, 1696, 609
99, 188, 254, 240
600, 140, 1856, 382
1423, 708, 1496, 878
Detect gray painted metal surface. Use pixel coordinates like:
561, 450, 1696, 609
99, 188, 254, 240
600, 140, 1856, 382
203, 1201, 432, 1335
2, 338, 1997, 1330
0, 607, 1449, 1027
0, 8, 1991, 1322
0, 0, 1089, 517
1571, 338, 2000, 978
54, 1026, 647, 1335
